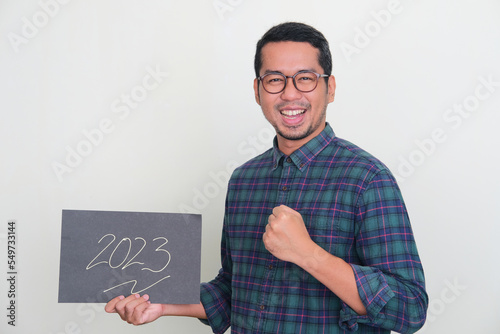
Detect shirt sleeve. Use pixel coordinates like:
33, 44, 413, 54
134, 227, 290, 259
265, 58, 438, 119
339, 169, 428, 333
199, 214, 233, 334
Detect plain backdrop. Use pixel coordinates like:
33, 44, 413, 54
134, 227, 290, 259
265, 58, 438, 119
1, 1, 499, 333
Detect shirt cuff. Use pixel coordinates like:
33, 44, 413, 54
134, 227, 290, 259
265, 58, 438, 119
339, 264, 395, 331
198, 282, 231, 334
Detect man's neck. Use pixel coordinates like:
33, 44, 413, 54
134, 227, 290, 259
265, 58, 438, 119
276, 123, 326, 156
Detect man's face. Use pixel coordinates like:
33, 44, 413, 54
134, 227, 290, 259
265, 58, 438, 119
254, 41, 336, 154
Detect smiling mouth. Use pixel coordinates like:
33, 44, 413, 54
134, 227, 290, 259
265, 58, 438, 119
280, 109, 306, 119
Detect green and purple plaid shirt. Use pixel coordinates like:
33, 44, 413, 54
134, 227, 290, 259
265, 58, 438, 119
200, 123, 427, 333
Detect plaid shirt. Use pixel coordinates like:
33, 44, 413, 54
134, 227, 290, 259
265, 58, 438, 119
200, 123, 427, 333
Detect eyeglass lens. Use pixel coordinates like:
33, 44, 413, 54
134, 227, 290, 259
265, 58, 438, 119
261, 71, 320, 93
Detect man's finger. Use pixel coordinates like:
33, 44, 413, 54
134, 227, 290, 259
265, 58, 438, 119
273, 204, 294, 217
130, 297, 153, 325
114, 294, 142, 320
124, 294, 150, 321
104, 295, 125, 313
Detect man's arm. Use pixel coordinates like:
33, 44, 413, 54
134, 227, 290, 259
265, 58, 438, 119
105, 294, 206, 326
263, 167, 428, 333
263, 205, 367, 315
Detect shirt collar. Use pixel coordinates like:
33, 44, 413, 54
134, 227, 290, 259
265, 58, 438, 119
272, 122, 335, 171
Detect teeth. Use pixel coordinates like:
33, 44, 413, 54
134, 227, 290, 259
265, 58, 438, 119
281, 109, 305, 116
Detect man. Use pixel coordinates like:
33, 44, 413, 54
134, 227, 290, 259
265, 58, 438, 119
106, 22, 428, 333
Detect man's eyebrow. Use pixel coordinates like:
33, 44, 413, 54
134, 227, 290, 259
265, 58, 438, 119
262, 70, 283, 75
262, 68, 317, 75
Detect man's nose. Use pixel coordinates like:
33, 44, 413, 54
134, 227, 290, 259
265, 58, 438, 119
280, 77, 302, 100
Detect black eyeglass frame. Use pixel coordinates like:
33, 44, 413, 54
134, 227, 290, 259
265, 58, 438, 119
257, 70, 330, 94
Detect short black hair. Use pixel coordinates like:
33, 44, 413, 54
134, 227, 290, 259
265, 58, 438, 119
254, 22, 332, 78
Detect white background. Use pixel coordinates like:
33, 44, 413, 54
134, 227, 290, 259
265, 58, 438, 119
1, 1, 499, 333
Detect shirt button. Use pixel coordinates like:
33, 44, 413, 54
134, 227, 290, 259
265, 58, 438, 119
260, 305, 265, 310
282, 186, 287, 191
268, 264, 274, 270
286, 157, 292, 163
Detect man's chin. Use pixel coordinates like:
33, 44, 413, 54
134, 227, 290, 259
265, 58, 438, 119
275, 120, 326, 142
276, 128, 311, 141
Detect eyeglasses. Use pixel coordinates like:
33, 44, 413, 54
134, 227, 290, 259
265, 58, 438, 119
258, 70, 329, 94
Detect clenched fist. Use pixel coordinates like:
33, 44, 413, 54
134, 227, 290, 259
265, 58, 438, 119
262, 205, 315, 264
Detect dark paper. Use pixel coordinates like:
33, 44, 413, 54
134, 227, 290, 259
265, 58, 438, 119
58, 210, 202, 304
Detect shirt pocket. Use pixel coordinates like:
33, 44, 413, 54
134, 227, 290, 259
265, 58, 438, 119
300, 210, 356, 261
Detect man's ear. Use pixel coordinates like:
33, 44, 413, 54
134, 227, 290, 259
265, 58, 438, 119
327, 75, 336, 103
253, 78, 261, 105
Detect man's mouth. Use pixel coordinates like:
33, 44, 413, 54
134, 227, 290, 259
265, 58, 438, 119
280, 109, 306, 119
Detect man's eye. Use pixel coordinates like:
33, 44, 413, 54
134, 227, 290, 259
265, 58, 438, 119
297, 76, 314, 81
267, 77, 284, 84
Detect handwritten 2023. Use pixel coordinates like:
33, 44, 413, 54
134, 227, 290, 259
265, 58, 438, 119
86, 234, 171, 294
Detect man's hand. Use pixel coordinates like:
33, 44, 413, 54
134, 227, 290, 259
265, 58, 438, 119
105, 294, 164, 326
263, 205, 316, 264
105, 295, 207, 325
